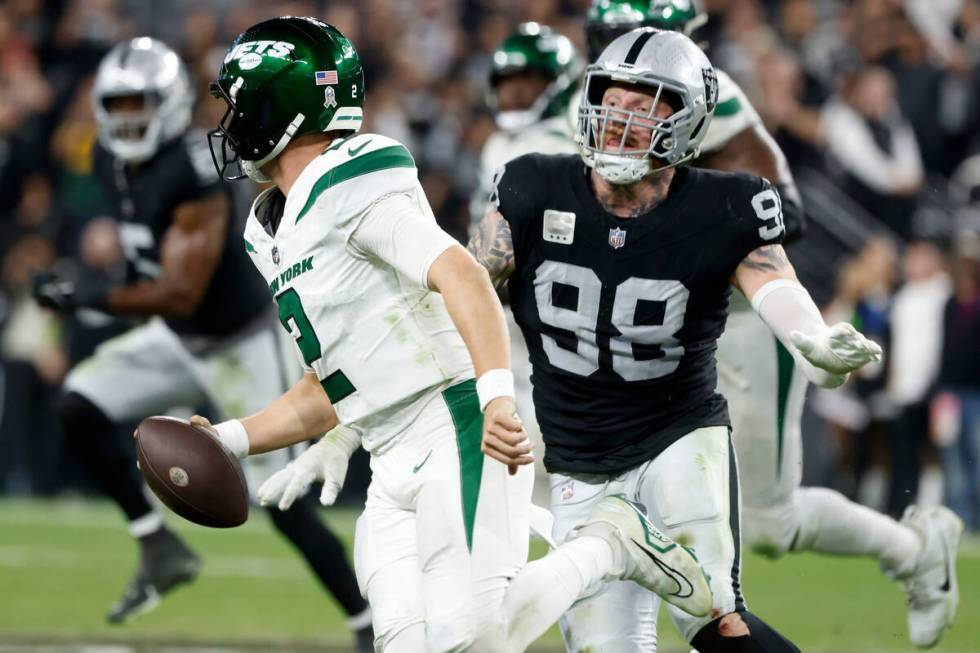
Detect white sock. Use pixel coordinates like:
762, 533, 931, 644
917, 465, 944, 508
857, 467, 888, 511
128, 511, 163, 538
500, 535, 616, 651
793, 487, 921, 577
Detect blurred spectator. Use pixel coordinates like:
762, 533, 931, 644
820, 65, 924, 238
0, 234, 64, 495
887, 240, 952, 515
933, 231, 980, 530
817, 237, 898, 508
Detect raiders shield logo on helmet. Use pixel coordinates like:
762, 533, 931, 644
702, 67, 718, 113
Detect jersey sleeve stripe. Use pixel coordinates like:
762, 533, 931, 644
713, 96, 742, 117
296, 145, 417, 224
244, 238, 257, 254
321, 369, 357, 403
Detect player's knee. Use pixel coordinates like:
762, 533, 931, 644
691, 611, 800, 652
425, 615, 476, 653
742, 507, 798, 560
55, 391, 114, 442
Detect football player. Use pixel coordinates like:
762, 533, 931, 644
467, 28, 883, 652
581, 2, 963, 649
31, 38, 373, 646
200, 16, 711, 653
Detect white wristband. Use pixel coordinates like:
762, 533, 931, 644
476, 369, 515, 412
213, 419, 250, 459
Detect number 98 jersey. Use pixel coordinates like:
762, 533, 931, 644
493, 154, 784, 475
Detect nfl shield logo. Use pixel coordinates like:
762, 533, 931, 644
271, 246, 281, 265
608, 227, 627, 249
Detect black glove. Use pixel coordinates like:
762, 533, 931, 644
32, 270, 110, 313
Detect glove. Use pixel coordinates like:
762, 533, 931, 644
257, 426, 361, 511
790, 322, 883, 376
32, 270, 110, 313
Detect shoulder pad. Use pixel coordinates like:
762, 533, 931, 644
291, 133, 419, 226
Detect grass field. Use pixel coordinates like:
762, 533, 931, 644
1, 498, 978, 653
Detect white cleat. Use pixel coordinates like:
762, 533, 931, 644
900, 505, 963, 648
582, 494, 712, 617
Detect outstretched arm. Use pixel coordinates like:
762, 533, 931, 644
734, 245, 881, 388
192, 371, 339, 458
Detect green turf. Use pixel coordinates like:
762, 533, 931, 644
0, 498, 978, 652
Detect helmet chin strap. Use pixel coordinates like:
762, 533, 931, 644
241, 113, 306, 183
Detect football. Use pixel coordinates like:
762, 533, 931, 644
135, 416, 249, 528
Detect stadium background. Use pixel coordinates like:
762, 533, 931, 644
0, 0, 979, 651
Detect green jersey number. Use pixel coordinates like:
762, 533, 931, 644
275, 288, 321, 365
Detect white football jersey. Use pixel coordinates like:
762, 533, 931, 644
244, 134, 473, 451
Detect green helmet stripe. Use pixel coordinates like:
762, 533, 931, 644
296, 145, 416, 223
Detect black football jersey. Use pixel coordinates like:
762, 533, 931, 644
92, 131, 270, 337
495, 154, 786, 475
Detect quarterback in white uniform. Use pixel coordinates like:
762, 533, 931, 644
200, 16, 711, 653
559, 1, 962, 650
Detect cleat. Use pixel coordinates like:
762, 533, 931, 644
900, 505, 963, 648
107, 529, 202, 624
582, 494, 712, 617
355, 625, 375, 653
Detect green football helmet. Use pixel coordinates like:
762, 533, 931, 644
488, 22, 581, 131
585, 0, 707, 60
209, 16, 364, 182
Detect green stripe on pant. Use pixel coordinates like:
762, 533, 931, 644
442, 379, 483, 551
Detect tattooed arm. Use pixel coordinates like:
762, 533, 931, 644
467, 209, 516, 288
731, 244, 798, 301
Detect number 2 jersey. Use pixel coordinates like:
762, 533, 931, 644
243, 134, 473, 452
494, 154, 785, 475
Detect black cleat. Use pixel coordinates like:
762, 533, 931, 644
107, 528, 202, 624
355, 624, 375, 653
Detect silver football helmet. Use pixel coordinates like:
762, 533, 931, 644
92, 37, 193, 163
577, 28, 718, 184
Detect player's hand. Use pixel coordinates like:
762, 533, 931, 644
257, 434, 353, 510
189, 414, 218, 436
481, 396, 533, 475
32, 270, 110, 312
791, 322, 882, 375
32, 271, 76, 312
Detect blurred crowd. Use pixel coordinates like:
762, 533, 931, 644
1, 0, 979, 529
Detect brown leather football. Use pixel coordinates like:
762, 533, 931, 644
135, 416, 249, 528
